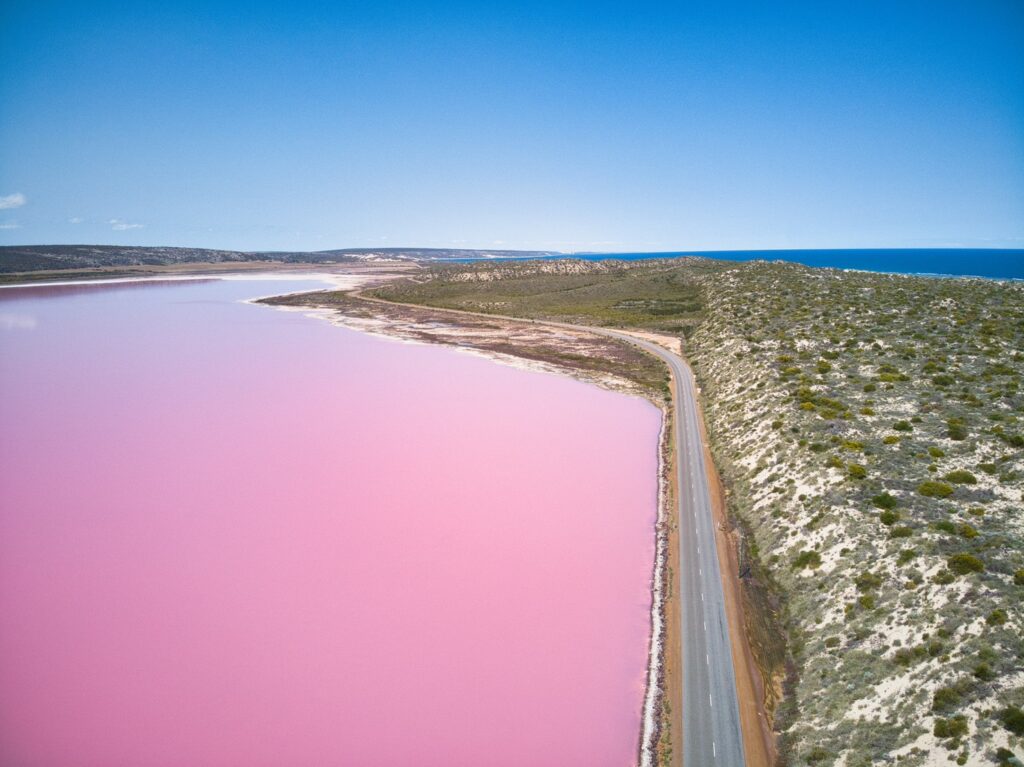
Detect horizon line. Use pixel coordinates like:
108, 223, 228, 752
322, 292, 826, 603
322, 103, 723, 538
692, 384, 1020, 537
2, 243, 1023, 255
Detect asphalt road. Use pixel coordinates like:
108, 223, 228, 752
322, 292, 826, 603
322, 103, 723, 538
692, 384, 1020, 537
592, 328, 747, 767
351, 291, 749, 764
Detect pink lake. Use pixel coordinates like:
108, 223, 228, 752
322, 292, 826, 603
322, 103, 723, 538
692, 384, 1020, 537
0, 278, 660, 767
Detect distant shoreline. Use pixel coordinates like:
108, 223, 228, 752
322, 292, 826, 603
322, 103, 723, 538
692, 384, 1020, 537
3, 245, 1023, 282
526, 248, 1024, 281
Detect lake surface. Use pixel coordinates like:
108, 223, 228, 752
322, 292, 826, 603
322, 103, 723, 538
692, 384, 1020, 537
0, 277, 660, 767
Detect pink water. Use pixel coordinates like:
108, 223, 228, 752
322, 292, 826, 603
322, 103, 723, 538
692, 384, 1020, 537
0, 278, 660, 767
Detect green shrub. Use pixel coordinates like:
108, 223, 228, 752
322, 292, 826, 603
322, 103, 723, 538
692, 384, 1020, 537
937, 684, 958, 708
897, 548, 917, 564
947, 418, 968, 441
995, 747, 1017, 766
943, 470, 977, 485
1001, 705, 1024, 736
947, 553, 985, 575
929, 446, 946, 458
872, 492, 898, 509
882, 435, 900, 445
893, 420, 914, 432
918, 481, 955, 498
893, 647, 917, 666
958, 524, 978, 539
793, 550, 822, 569
973, 662, 995, 681
987, 609, 1008, 626
806, 746, 831, 764
1015, 568, 1024, 586
847, 463, 867, 479
933, 715, 968, 738
858, 594, 875, 609
933, 684, 970, 712
999, 432, 1024, 448
934, 520, 957, 534
879, 509, 899, 525
855, 571, 883, 592
890, 525, 913, 538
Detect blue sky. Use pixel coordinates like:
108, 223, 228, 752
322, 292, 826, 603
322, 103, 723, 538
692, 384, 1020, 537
1, 1, 1022, 252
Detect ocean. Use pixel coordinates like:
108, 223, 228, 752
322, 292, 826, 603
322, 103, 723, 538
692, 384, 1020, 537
554, 248, 1024, 280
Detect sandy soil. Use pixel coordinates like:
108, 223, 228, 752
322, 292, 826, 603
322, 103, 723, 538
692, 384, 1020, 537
660, 438, 685, 767
621, 329, 684, 357
267, 290, 663, 402
694, 393, 777, 767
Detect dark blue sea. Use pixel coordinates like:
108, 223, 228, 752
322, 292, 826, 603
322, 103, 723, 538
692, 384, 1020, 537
555, 249, 1023, 280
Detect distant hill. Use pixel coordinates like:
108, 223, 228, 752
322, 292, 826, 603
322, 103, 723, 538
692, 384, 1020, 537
0, 245, 562, 273
309, 247, 561, 261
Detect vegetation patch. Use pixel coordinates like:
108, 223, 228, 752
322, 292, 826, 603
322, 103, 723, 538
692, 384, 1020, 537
369, 256, 1024, 766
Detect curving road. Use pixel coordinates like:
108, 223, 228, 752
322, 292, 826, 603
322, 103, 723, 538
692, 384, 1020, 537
583, 328, 747, 767
351, 291, 748, 764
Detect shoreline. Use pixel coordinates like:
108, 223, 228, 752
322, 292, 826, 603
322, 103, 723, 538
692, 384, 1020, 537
258, 284, 774, 766
254, 288, 676, 765
5, 266, 771, 764
639, 403, 672, 767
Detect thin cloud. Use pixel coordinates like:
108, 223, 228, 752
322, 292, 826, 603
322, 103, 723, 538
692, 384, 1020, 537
108, 218, 144, 231
68, 217, 84, 224
0, 222, 21, 230
0, 193, 26, 210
